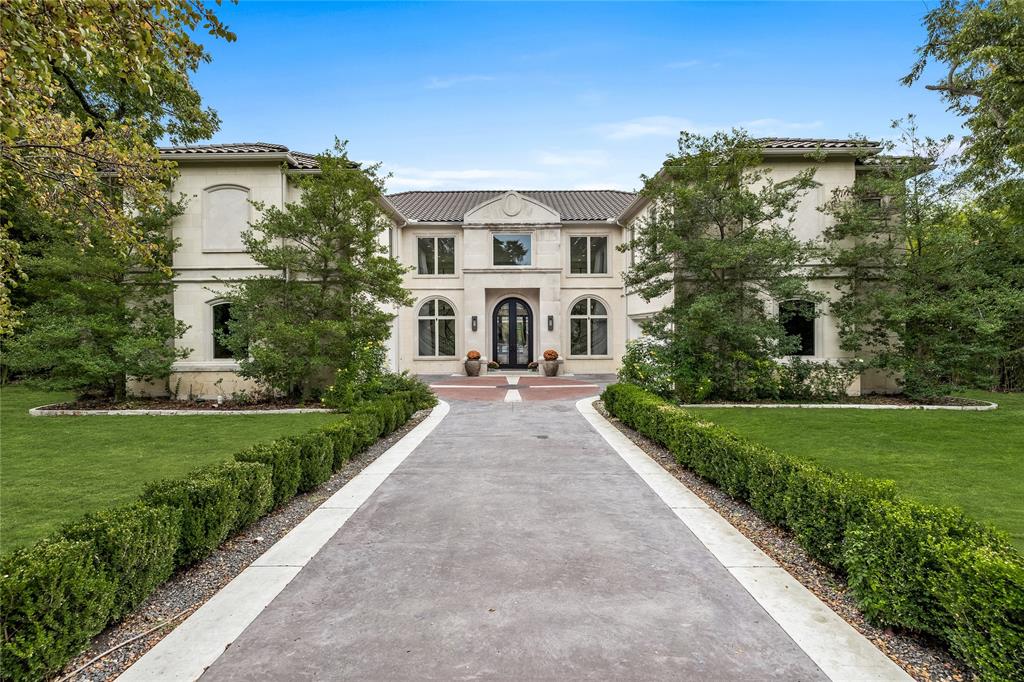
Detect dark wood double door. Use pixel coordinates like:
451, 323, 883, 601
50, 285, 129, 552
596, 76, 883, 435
492, 298, 533, 369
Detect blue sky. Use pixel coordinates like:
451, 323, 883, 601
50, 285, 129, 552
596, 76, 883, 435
191, 1, 961, 193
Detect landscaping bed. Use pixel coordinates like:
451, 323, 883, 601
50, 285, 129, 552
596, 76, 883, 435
685, 394, 995, 408
36, 396, 327, 412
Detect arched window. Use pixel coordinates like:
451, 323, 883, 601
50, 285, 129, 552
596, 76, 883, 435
570, 297, 609, 356
212, 302, 234, 359
202, 185, 250, 252
418, 298, 456, 357
780, 300, 816, 356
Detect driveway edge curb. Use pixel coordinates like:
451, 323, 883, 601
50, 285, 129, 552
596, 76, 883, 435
576, 397, 911, 682
118, 400, 451, 682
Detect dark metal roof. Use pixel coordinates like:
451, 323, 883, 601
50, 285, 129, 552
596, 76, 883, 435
157, 142, 319, 169
757, 137, 881, 150
385, 190, 638, 222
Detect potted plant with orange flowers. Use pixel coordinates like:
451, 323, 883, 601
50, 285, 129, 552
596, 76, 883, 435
541, 349, 561, 377
465, 350, 482, 376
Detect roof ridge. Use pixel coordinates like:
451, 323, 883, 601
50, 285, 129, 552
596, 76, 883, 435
385, 189, 636, 196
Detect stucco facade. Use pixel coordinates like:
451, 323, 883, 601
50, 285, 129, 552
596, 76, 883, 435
149, 140, 894, 399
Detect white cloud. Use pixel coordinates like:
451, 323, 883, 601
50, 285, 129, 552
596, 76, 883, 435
386, 166, 545, 191
535, 150, 609, 167
740, 118, 824, 132
424, 75, 495, 90
665, 59, 703, 70
593, 115, 826, 140
593, 116, 701, 140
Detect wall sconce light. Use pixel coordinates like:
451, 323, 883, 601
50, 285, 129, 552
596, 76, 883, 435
471, 315, 478, 332
547, 315, 554, 332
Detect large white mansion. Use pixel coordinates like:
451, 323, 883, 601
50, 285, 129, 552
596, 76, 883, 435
155, 139, 893, 399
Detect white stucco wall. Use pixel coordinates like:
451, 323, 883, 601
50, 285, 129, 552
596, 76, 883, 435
139, 152, 882, 398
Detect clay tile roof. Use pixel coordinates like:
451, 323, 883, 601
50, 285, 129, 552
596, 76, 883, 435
384, 190, 638, 222
756, 137, 881, 150
157, 142, 319, 169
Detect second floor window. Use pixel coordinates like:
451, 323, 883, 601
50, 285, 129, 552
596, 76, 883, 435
493, 234, 532, 266
417, 237, 455, 275
570, 236, 608, 274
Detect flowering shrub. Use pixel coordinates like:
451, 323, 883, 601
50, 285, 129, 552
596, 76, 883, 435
466, 350, 481, 361
543, 349, 558, 361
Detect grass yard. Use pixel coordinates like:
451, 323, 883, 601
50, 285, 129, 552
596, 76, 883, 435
0, 385, 338, 552
686, 391, 1024, 552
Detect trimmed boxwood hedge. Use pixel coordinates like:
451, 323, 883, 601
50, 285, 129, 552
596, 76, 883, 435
234, 438, 301, 508
291, 431, 334, 493
601, 382, 1024, 682
60, 503, 181, 620
0, 540, 113, 682
0, 388, 429, 682
142, 473, 236, 568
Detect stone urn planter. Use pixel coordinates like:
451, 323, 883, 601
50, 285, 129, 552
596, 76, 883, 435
464, 350, 482, 377
541, 349, 561, 377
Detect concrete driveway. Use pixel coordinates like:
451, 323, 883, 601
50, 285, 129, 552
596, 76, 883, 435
124, 387, 908, 681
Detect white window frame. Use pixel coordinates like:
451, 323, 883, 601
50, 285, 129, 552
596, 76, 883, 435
415, 297, 458, 359
415, 235, 458, 277
491, 231, 534, 268
567, 234, 610, 276
567, 296, 611, 358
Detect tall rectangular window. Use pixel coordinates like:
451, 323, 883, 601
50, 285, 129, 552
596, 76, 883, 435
493, 234, 532, 266
417, 237, 455, 275
569, 236, 608, 274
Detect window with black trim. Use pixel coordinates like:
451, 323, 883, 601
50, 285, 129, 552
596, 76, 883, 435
570, 297, 609, 356
418, 299, 456, 357
780, 300, 815, 356
212, 302, 234, 359
570, 236, 608, 274
417, 237, 455, 275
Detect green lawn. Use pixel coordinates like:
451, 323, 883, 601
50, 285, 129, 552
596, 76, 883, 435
686, 391, 1024, 551
0, 385, 338, 552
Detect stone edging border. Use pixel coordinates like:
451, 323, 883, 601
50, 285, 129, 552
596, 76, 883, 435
678, 400, 997, 411
116, 399, 450, 682
576, 397, 911, 682
29, 404, 334, 416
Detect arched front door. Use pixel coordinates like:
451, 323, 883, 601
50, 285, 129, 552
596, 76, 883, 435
493, 298, 533, 369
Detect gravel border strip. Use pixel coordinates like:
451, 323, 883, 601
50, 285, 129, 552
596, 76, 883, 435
56, 409, 431, 682
594, 401, 974, 682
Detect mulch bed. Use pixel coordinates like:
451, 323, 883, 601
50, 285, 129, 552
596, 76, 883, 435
693, 394, 991, 407
57, 409, 431, 682
41, 397, 323, 411
594, 401, 975, 682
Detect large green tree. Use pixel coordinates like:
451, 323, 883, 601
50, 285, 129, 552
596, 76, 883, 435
905, 0, 1024, 390
819, 120, 1023, 397
623, 130, 821, 402
0, 0, 236, 334
221, 140, 411, 401
905, 0, 1024, 190
3, 200, 188, 400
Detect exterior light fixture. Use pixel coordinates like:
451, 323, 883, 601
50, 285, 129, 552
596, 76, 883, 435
547, 315, 554, 331
471, 315, 478, 332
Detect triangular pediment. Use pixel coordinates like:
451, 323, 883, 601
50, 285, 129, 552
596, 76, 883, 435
463, 191, 560, 224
